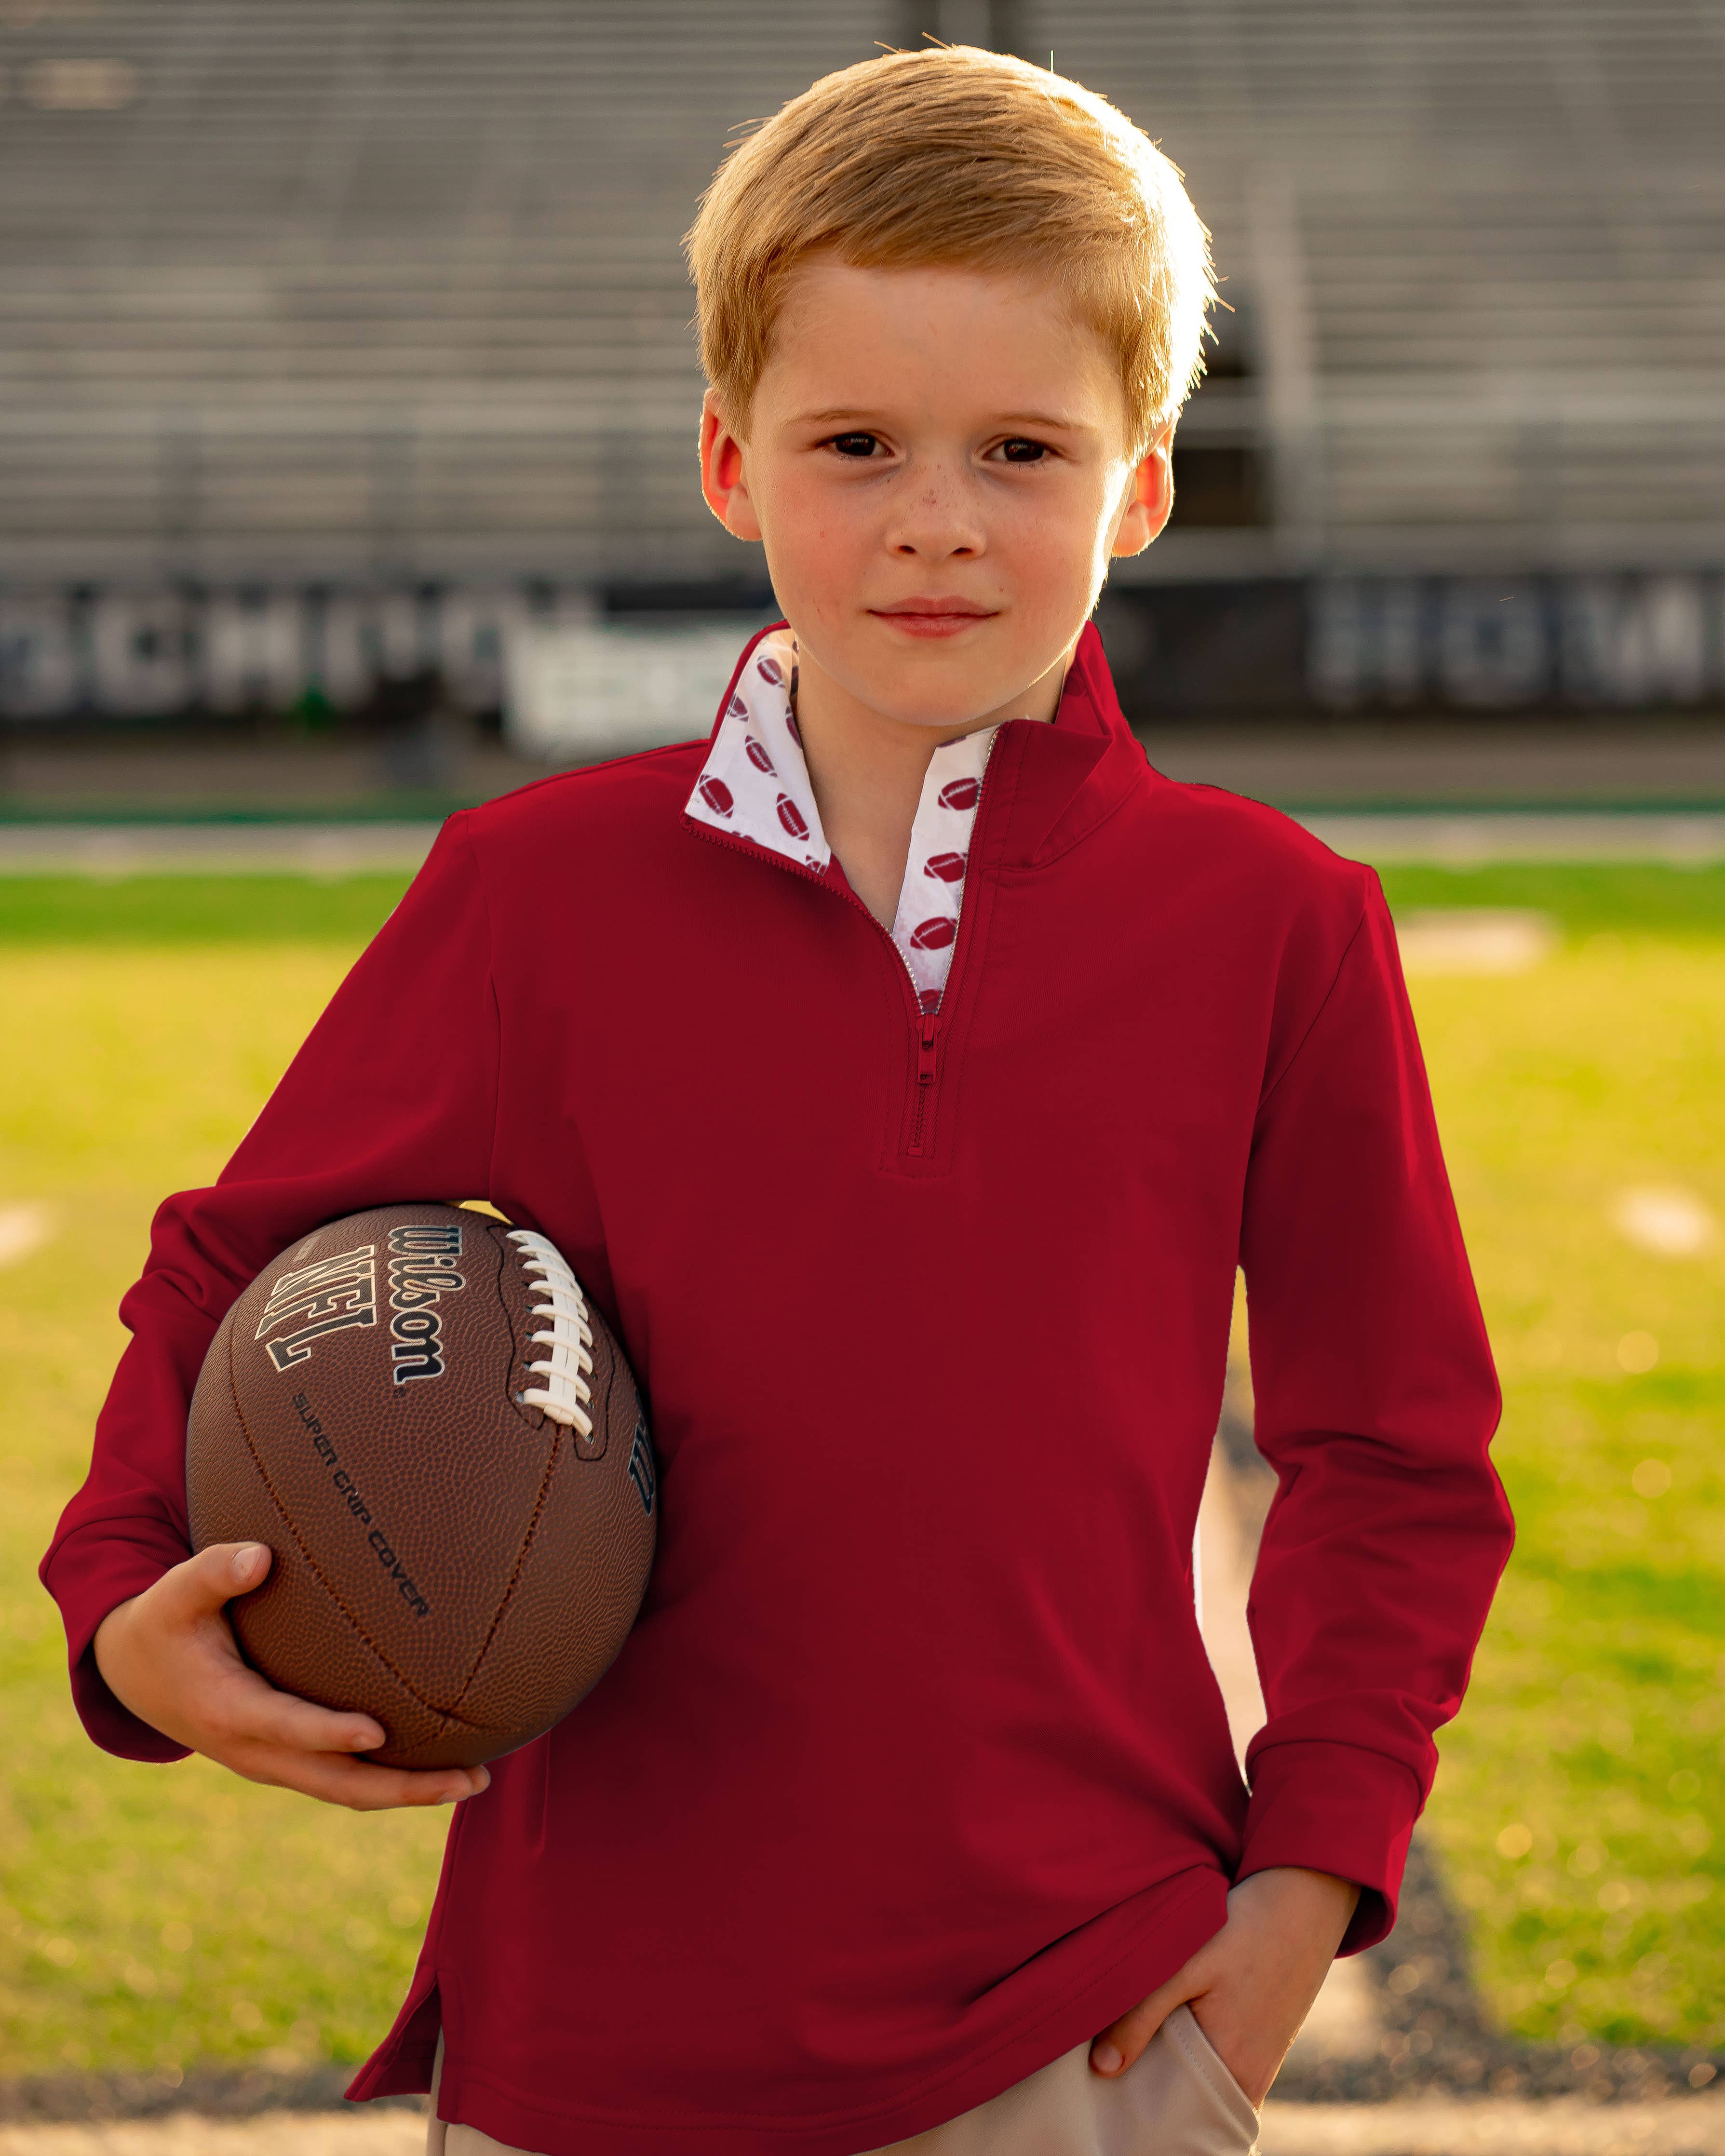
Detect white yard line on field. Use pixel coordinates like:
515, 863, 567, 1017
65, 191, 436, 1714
1614, 1186, 1718, 1258
0, 827, 442, 878
3, 813, 1725, 879
1394, 910, 1558, 975
0, 2118, 423, 2156
1259, 2091, 1725, 2153
1300, 813, 1725, 866
7, 2094, 1725, 2156
0, 1203, 54, 1270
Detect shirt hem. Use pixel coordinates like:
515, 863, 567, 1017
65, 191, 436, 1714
428, 1865, 1228, 2156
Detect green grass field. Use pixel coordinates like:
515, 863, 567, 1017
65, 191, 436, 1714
1, 863, 1721, 2080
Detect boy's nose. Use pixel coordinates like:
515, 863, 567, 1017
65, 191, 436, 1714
887, 480, 985, 559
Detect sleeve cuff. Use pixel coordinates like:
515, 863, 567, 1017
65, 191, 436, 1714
1237, 1738, 1423, 1954
42, 1523, 193, 1764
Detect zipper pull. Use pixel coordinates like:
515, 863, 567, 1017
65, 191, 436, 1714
916, 1014, 942, 1085
909, 1013, 942, 1156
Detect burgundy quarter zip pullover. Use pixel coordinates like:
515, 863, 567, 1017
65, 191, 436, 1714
43, 625, 1511, 2156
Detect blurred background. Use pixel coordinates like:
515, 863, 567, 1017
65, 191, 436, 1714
1, 1, 1723, 2146
1, 0, 1723, 786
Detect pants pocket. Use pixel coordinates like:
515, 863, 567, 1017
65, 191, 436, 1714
1156, 2004, 1260, 2152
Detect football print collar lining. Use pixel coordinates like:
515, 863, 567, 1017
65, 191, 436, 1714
685, 630, 998, 1012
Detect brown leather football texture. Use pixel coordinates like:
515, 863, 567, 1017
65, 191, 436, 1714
186, 1203, 656, 1769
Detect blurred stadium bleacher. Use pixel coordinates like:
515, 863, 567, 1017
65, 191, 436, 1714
0, 0, 1722, 729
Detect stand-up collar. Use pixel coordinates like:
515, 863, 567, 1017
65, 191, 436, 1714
995, 622, 1150, 868
684, 627, 997, 1011
684, 619, 1150, 952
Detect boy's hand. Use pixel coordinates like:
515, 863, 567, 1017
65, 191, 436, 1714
92, 1542, 489, 1811
1090, 1865, 1361, 2104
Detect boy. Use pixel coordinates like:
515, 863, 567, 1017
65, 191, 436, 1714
42, 46, 1511, 2156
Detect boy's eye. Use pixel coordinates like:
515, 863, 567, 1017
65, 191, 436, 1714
998, 438, 1048, 463
829, 433, 881, 458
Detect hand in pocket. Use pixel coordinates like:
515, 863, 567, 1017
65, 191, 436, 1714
1088, 1867, 1360, 2105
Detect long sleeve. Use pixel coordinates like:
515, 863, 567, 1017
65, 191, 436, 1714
39, 814, 500, 1761
1235, 879, 1513, 1952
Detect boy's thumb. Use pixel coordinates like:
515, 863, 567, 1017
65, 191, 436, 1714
186, 1540, 273, 1608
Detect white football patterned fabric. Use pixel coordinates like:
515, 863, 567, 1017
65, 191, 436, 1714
685, 630, 997, 1012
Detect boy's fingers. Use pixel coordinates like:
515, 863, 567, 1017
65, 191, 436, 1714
321, 1760, 491, 1812
116, 1542, 489, 1809
235, 1748, 491, 1812
161, 1541, 273, 1620
1090, 1977, 1190, 2077
218, 1674, 387, 1758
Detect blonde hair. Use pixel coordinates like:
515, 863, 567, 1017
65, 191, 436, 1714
685, 45, 1215, 457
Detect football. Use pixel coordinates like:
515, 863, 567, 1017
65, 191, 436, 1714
186, 1203, 656, 1770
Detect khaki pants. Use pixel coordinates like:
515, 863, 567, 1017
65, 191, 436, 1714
425, 2006, 1259, 2155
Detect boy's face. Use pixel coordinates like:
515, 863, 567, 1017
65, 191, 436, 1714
701, 260, 1172, 734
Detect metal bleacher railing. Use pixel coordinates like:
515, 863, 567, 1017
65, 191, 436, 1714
1067, 0, 1725, 577
0, 0, 1721, 591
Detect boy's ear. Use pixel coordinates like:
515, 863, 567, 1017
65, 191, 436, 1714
700, 390, 763, 542
1109, 421, 1176, 558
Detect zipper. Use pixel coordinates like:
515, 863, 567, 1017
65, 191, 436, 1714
908, 1011, 942, 1158
687, 729, 1003, 1162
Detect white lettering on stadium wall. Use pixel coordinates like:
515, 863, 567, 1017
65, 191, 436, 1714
2, 575, 1721, 719
1309, 574, 1725, 710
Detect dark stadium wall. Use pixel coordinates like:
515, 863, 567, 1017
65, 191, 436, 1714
1102, 574, 1725, 719
2, 575, 1722, 728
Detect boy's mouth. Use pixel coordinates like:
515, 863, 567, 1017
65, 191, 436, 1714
870, 596, 998, 639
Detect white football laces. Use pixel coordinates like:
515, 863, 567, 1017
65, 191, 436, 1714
507, 1229, 595, 1436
